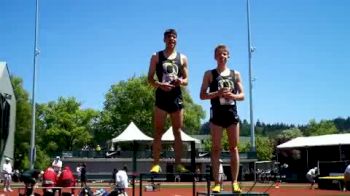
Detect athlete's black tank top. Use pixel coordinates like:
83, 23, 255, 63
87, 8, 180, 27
155, 51, 182, 98
209, 69, 237, 108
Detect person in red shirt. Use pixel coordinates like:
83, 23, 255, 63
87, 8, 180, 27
43, 167, 57, 187
42, 167, 57, 195
58, 166, 76, 195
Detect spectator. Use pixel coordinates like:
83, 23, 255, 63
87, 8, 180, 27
174, 174, 181, 182
93, 188, 108, 196
12, 169, 21, 182
80, 163, 87, 187
116, 166, 129, 195
109, 144, 115, 152
57, 166, 76, 195
96, 145, 102, 157
96, 145, 101, 152
219, 159, 225, 191
52, 156, 62, 175
21, 169, 42, 196
82, 145, 90, 157
2, 157, 13, 192
116, 146, 121, 157
306, 167, 318, 189
82, 145, 89, 151
42, 167, 57, 195
76, 163, 82, 179
112, 169, 117, 185
79, 186, 93, 196
195, 168, 201, 182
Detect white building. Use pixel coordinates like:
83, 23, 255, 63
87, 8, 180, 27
0, 61, 16, 168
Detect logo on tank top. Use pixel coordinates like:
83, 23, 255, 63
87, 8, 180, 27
162, 60, 179, 84
217, 76, 235, 105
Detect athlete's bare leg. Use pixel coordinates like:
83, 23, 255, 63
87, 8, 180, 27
152, 107, 167, 165
210, 123, 224, 185
170, 109, 183, 165
226, 123, 240, 183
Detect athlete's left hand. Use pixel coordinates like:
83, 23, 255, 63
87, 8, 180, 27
172, 78, 183, 86
222, 92, 235, 100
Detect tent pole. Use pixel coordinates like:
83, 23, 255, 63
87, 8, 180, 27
191, 141, 196, 196
191, 141, 196, 172
306, 148, 309, 169
133, 140, 137, 173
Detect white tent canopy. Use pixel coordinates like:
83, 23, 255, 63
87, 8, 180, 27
277, 133, 350, 149
161, 127, 200, 143
111, 122, 153, 143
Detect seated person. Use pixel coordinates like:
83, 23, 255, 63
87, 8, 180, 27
57, 166, 76, 195
21, 169, 42, 196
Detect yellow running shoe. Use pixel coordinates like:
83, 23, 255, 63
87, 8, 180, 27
175, 164, 189, 173
150, 164, 161, 173
212, 184, 221, 193
232, 182, 241, 193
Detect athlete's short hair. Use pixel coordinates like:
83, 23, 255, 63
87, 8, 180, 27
164, 29, 177, 38
215, 44, 229, 55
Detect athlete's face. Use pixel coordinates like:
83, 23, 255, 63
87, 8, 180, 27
215, 48, 229, 65
164, 33, 177, 49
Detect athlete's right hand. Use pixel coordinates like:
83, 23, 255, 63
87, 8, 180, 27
217, 87, 230, 97
159, 83, 175, 91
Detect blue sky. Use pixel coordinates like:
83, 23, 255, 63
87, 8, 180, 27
1, 0, 349, 125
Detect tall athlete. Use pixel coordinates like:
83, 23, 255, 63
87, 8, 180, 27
148, 29, 189, 173
200, 44, 244, 193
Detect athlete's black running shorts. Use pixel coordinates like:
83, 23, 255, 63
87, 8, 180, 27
155, 89, 184, 113
210, 106, 240, 128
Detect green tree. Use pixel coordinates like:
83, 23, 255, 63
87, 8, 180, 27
199, 122, 210, 135
11, 76, 52, 169
333, 117, 350, 132
182, 91, 205, 134
229, 136, 274, 161
255, 136, 274, 161
36, 97, 98, 155
11, 76, 32, 169
274, 128, 303, 145
199, 119, 250, 136
100, 76, 155, 139
240, 119, 250, 136
100, 75, 205, 140
201, 132, 250, 153
304, 119, 338, 136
